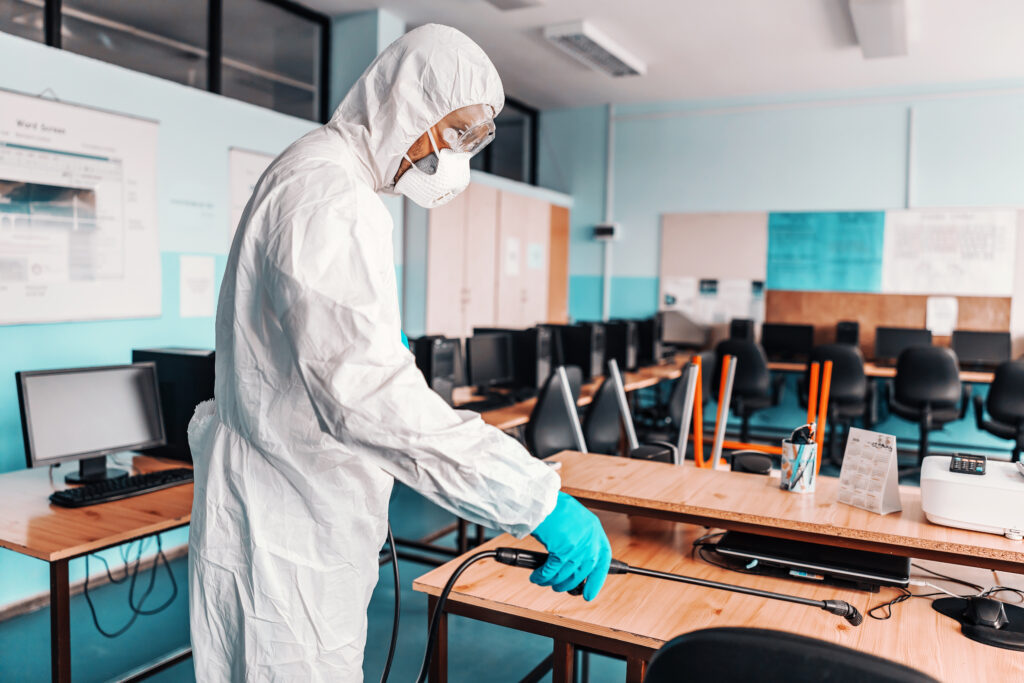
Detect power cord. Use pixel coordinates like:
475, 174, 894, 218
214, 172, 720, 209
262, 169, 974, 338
380, 523, 400, 683
866, 562, 1024, 620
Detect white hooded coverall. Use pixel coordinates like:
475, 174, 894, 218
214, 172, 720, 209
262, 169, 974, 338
187, 24, 560, 681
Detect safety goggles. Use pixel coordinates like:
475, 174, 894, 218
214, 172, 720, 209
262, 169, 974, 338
437, 104, 497, 156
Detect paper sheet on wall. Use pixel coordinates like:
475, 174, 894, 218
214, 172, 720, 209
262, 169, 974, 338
229, 148, 274, 239
179, 255, 215, 318
926, 296, 958, 336
526, 242, 545, 271
882, 209, 1017, 295
838, 428, 902, 515
504, 237, 520, 276
0, 89, 160, 324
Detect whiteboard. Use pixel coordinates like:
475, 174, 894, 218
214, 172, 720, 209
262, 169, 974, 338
881, 209, 1017, 296
228, 147, 274, 240
0, 89, 160, 324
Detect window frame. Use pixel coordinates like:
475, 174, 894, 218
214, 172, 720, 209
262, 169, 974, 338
40, 0, 332, 123
476, 96, 540, 186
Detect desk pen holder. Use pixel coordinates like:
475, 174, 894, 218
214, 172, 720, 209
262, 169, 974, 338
780, 439, 816, 494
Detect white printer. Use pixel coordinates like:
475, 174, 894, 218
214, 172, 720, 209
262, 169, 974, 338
920, 455, 1024, 540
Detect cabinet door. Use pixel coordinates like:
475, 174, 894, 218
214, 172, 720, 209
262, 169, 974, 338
462, 183, 499, 337
425, 192, 467, 337
522, 196, 551, 327
495, 190, 528, 327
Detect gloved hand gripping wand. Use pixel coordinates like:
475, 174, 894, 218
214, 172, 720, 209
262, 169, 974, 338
413, 546, 863, 683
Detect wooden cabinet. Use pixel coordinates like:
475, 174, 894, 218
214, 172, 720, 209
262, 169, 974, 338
423, 181, 565, 338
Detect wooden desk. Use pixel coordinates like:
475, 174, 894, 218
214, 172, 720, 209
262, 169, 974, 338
453, 357, 689, 432
553, 452, 1024, 573
768, 360, 995, 384
0, 456, 193, 682
414, 511, 1022, 683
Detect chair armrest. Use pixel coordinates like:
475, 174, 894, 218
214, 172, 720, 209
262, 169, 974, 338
973, 393, 986, 431
959, 385, 973, 421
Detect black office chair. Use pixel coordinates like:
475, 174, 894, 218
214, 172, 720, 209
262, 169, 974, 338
729, 318, 755, 341
887, 346, 969, 468
713, 339, 783, 444
643, 628, 937, 683
836, 320, 860, 346
798, 344, 874, 466
585, 366, 677, 463
524, 366, 583, 460
974, 360, 1024, 462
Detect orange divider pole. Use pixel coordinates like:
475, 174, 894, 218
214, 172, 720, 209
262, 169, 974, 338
815, 360, 833, 476
710, 355, 732, 469
721, 441, 784, 456
692, 355, 704, 468
806, 362, 820, 427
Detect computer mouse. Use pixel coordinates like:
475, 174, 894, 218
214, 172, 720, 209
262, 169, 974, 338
964, 597, 1009, 629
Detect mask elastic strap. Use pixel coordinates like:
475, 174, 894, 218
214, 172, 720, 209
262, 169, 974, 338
426, 128, 441, 155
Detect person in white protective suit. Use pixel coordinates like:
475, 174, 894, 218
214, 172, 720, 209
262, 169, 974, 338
187, 24, 611, 681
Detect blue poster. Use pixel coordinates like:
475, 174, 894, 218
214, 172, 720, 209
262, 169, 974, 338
766, 212, 885, 292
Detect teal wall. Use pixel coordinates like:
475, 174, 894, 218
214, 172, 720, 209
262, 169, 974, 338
538, 82, 1024, 320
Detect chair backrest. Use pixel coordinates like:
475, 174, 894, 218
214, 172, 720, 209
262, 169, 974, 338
714, 339, 770, 399
525, 366, 584, 459
583, 375, 622, 455
894, 346, 961, 407
986, 360, 1024, 426
644, 628, 937, 683
805, 344, 867, 405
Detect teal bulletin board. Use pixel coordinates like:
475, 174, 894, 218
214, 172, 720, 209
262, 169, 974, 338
765, 212, 886, 292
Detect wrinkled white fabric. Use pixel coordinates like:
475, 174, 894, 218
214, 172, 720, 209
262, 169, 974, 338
187, 24, 560, 682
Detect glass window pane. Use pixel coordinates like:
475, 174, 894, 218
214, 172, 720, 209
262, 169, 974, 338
0, 0, 45, 43
489, 106, 533, 183
222, 0, 321, 120
62, 0, 208, 89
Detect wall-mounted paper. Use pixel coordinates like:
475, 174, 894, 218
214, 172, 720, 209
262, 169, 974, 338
229, 148, 274, 239
180, 255, 215, 318
882, 209, 1017, 296
526, 242, 545, 271
926, 296, 958, 337
504, 237, 520, 276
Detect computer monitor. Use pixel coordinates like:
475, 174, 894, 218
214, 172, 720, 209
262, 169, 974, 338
951, 330, 1011, 369
874, 327, 932, 363
760, 323, 815, 361
466, 333, 515, 391
473, 326, 553, 397
16, 363, 166, 483
729, 318, 755, 341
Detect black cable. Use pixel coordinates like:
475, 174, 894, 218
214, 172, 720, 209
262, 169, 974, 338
129, 535, 178, 616
416, 550, 497, 683
379, 523, 400, 683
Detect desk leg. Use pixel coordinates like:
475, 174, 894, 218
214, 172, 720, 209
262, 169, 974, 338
625, 657, 646, 683
50, 560, 71, 683
552, 639, 574, 683
457, 519, 468, 554
427, 596, 448, 683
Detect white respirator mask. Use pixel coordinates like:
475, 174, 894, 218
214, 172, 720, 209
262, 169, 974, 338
395, 129, 472, 209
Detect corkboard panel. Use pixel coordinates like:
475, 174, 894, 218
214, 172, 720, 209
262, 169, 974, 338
765, 290, 1011, 358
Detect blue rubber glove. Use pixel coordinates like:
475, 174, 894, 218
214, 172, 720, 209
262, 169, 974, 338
530, 492, 612, 601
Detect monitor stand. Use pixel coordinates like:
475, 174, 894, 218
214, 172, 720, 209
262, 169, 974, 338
65, 456, 129, 484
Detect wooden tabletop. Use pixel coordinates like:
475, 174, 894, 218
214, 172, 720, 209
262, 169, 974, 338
768, 360, 995, 384
414, 511, 1023, 682
552, 452, 1024, 573
455, 357, 689, 432
0, 456, 193, 562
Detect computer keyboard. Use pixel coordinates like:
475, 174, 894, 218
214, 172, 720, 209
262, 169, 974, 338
49, 468, 194, 508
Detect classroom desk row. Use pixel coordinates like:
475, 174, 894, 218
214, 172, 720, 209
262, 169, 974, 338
415, 453, 1024, 683
769, 360, 995, 384
451, 356, 691, 432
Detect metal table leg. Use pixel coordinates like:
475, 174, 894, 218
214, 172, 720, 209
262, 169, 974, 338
427, 596, 448, 683
553, 639, 575, 683
50, 559, 71, 683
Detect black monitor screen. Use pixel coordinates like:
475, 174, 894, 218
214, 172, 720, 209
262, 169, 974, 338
874, 327, 932, 361
467, 334, 514, 388
951, 330, 1011, 367
760, 323, 815, 360
17, 364, 165, 467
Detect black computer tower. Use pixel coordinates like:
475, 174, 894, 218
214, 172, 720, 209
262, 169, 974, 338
836, 321, 860, 346
548, 323, 606, 381
411, 336, 459, 406
635, 315, 666, 366
473, 326, 553, 396
604, 320, 639, 371
131, 348, 215, 463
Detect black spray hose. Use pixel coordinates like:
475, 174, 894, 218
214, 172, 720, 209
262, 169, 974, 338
416, 546, 863, 682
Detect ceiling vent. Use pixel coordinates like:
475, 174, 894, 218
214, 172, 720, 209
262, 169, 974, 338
543, 20, 646, 77
483, 0, 546, 10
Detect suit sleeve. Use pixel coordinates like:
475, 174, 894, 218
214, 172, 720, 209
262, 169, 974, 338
260, 174, 559, 538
